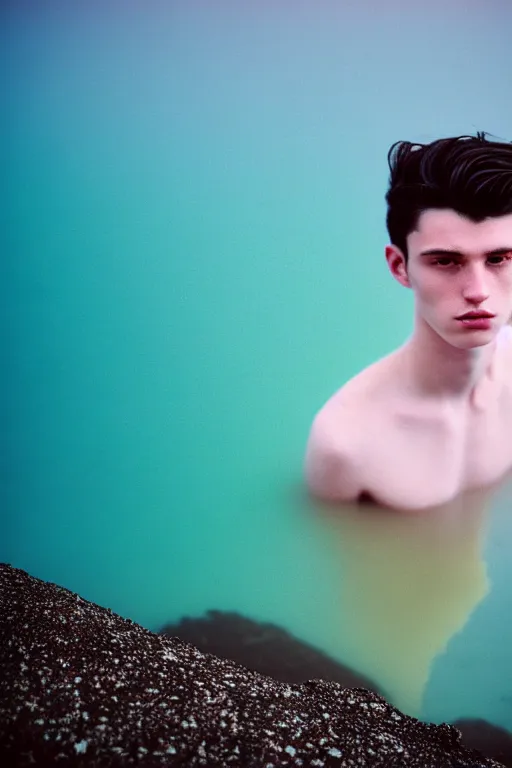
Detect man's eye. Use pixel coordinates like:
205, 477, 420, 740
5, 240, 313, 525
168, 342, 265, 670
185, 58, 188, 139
488, 254, 512, 265
434, 258, 455, 267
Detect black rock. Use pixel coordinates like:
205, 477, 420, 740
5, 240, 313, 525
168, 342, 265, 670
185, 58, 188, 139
454, 720, 512, 768
160, 610, 382, 692
162, 612, 512, 766
0, 563, 506, 767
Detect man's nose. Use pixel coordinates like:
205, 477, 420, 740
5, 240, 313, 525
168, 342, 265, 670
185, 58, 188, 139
461, 266, 490, 305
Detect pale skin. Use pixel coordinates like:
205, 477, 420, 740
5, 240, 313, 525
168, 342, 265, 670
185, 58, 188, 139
305, 209, 512, 511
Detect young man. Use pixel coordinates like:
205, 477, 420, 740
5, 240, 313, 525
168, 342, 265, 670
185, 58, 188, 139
305, 132, 512, 511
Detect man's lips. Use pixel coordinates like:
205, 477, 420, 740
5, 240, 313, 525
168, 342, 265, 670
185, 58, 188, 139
456, 311, 495, 320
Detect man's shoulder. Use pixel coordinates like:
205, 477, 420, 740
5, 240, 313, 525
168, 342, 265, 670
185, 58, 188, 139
318, 350, 401, 422
304, 353, 399, 502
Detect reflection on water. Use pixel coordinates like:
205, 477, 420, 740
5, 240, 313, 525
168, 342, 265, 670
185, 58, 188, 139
306, 487, 495, 718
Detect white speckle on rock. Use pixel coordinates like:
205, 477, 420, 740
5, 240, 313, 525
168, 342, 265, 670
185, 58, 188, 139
198, 742, 207, 758
74, 739, 88, 754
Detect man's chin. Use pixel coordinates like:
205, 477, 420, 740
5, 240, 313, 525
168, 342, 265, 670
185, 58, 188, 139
455, 338, 492, 349
445, 330, 496, 350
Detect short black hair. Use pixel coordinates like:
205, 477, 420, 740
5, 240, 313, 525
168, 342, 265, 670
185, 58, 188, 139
385, 132, 512, 262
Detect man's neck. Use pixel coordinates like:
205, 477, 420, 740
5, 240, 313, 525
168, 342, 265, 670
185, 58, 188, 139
400, 317, 501, 404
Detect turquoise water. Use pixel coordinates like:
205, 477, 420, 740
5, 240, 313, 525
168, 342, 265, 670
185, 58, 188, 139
4, 0, 512, 740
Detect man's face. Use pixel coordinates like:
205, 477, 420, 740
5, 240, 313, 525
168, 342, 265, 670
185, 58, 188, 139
398, 209, 512, 348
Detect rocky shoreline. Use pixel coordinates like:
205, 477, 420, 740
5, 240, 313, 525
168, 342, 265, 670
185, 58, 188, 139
0, 564, 508, 767
160, 610, 512, 767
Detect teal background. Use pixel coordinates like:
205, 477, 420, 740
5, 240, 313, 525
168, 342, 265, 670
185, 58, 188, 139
3, 0, 512, 738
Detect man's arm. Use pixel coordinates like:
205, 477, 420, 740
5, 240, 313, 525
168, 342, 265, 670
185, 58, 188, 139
304, 413, 362, 503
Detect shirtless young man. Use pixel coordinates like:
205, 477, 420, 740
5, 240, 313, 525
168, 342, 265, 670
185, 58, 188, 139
305, 132, 512, 511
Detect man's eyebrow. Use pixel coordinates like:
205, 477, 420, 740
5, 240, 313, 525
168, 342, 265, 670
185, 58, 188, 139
419, 247, 512, 257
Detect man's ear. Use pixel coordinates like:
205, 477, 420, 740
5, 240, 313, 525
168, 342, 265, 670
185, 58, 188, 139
385, 244, 411, 288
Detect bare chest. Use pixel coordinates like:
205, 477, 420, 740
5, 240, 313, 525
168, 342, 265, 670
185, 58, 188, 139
360, 392, 512, 510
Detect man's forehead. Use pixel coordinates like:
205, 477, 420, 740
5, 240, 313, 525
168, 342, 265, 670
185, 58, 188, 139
409, 209, 512, 253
